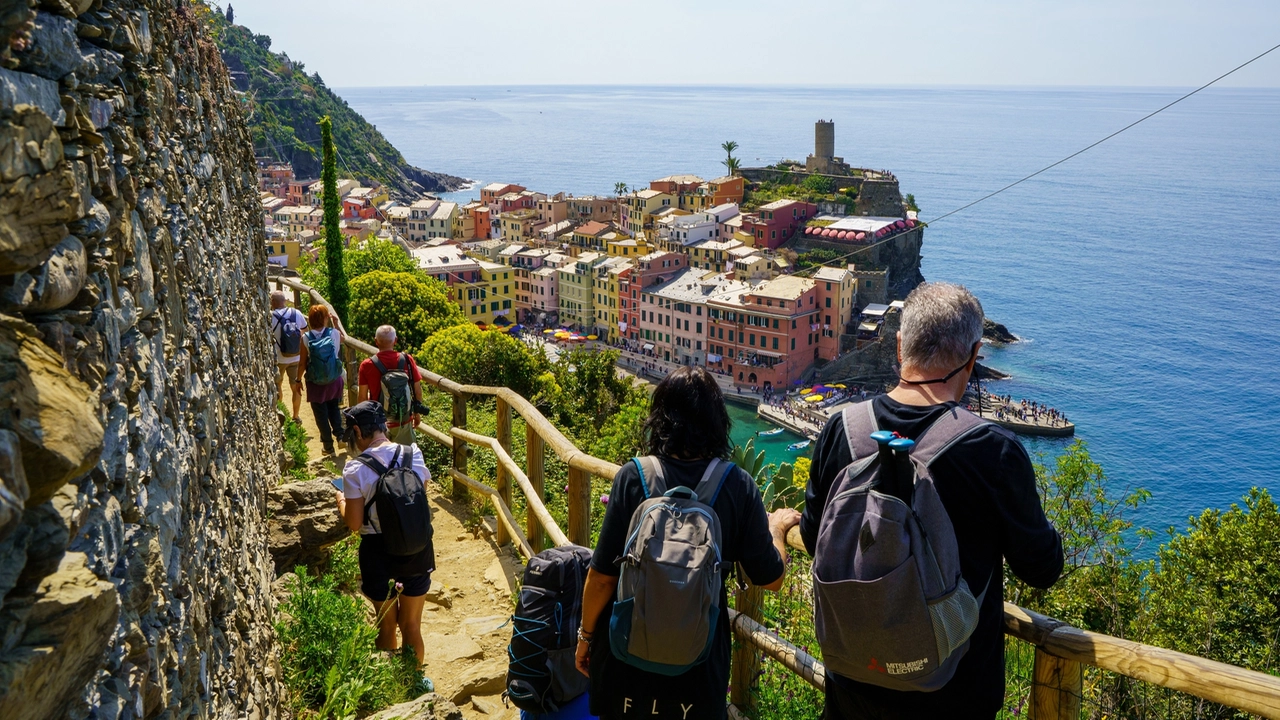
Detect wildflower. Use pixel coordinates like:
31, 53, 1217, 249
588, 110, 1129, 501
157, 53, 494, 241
563, 484, 569, 492
600, 494, 610, 505
395, 582, 404, 593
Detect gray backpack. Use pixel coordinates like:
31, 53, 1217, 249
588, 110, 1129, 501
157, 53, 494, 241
812, 401, 992, 691
609, 456, 734, 676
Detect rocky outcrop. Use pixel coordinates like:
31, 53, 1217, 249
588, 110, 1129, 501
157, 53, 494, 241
0, 1, 284, 718
369, 693, 465, 720
983, 317, 1018, 345
267, 476, 350, 574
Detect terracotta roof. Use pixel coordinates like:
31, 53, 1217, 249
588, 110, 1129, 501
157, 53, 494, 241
575, 221, 610, 236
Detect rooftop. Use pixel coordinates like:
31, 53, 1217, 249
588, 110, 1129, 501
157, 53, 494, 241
825, 216, 901, 233
813, 266, 850, 282
752, 275, 816, 301
652, 174, 705, 185
575, 221, 610, 236
431, 202, 458, 220
412, 245, 481, 271
758, 199, 809, 211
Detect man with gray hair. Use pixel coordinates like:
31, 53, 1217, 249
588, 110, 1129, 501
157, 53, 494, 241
357, 324, 426, 445
269, 290, 305, 422
800, 282, 1062, 719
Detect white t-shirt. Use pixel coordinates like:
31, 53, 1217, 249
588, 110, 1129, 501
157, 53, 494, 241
342, 442, 430, 535
271, 307, 307, 364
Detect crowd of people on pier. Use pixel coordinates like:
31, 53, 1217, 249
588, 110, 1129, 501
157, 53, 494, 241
977, 393, 1071, 428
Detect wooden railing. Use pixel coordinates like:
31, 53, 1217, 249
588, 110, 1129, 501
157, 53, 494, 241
268, 274, 1280, 720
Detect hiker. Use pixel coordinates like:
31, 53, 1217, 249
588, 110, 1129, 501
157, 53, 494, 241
357, 325, 425, 446
801, 283, 1062, 719
270, 291, 305, 422
335, 401, 434, 672
575, 366, 801, 720
297, 305, 346, 456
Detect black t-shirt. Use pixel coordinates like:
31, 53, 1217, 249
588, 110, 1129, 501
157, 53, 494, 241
589, 457, 784, 720
800, 395, 1063, 719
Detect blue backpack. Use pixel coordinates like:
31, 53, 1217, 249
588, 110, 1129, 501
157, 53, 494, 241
305, 329, 343, 385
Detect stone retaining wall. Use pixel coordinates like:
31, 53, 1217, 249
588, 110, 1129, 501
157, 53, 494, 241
0, 2, 282, 718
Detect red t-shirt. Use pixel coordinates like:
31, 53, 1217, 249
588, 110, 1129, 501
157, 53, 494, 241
358, 351, 422, 402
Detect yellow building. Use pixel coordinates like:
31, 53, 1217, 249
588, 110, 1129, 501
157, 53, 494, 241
558, 252, 603, 330
457, 260, 515, 326
265, 239, 301, 270
624, 189, 674, 240
500, 208, 541, 243
606, 234, 649, 258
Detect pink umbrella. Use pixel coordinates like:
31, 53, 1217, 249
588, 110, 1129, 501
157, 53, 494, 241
837, 231, 849, 240
906, 219, 917, 228
804, 226, 814, 235
855, 232, 866, 241
895, 220, 906, 229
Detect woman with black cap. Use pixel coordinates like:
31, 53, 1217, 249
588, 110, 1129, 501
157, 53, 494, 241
334, 400, 433, 676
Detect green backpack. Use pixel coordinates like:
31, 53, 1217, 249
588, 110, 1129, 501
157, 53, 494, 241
305, 329, 343, 385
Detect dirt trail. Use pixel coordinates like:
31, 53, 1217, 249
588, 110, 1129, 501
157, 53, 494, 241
294, 404, 526, 719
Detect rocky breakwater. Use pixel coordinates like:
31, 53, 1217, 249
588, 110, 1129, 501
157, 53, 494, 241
0, 2, 283, 718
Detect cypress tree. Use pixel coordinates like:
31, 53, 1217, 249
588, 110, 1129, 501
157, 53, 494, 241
319, 116, 349, 324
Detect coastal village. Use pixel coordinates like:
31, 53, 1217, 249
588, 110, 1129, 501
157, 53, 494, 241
261, 120, 1070, 439
263, 123, 919, 390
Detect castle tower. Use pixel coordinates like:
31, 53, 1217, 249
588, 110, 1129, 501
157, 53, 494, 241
814, 120, 835, 161
807, 119, 845, 174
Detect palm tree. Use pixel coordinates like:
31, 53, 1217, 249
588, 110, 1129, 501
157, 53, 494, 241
721, 141, 740, 176
614, 182, 629, 197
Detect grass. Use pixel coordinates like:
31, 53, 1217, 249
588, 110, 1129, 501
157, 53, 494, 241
275, 558, 420, 719
280, 402, 314, 483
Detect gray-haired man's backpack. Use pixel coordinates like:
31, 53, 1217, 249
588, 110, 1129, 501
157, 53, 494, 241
609, 456, 734, 676
372, 354, 414, 424
812, 401, 993, 691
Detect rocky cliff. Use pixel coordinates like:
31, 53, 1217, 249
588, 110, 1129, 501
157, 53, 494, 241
0, 1, 283, 717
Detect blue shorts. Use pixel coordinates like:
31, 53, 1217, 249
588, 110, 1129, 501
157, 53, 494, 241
358, 533, 432, 601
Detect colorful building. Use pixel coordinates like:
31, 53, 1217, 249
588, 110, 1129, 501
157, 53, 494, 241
687, 238, 744, 274
741, 199, 817, 250
499, 208, 542, 243
571, 221, 613, 252
265, 238, 301, 270
606, 235, 650, 258
617, 251, 689, 343
567, 195, 618, 224
558, 252, 604, 330
623, 189, 674, 239
707, 275, 823, 390
814, 266, 856, 359
638, 268, 719, 365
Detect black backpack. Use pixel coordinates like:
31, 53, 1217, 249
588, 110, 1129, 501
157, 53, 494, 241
356, 447, 433, 558
505, 545, 593, 714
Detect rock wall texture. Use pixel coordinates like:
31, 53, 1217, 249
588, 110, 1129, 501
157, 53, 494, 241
0, 1, 282, 718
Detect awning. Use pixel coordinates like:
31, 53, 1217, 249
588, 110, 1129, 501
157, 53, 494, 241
643, 343, 655, 351
858, 322, 880, 333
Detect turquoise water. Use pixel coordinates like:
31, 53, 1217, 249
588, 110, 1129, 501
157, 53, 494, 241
340, 85, 1280, 533
726, 402, 810, 469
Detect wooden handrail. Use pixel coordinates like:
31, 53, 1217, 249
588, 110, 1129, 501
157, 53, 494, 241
778, 527, 1280, 719
269, 275, 1280, 720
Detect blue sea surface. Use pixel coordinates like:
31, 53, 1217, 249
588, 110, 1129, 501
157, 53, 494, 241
339, 85, 1280, 534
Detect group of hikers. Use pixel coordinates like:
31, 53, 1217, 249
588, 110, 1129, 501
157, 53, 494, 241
268, 283, 1063, 720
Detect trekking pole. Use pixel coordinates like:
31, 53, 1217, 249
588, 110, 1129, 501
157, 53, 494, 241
870, 431, 895, 485
888, 437, 917, 503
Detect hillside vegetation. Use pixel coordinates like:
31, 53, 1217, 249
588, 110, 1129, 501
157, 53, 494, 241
201, 5, 468, 200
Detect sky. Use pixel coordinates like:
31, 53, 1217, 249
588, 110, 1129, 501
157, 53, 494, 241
220, 1, 1280, 88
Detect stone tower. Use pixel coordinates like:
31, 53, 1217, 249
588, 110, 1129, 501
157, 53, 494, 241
806, 119, 847, 174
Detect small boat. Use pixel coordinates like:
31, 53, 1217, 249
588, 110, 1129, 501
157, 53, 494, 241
757, 428, 784, 437
787, 440, 811, 452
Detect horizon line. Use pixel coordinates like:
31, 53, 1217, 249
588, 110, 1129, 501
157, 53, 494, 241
328, 82, 1280, 92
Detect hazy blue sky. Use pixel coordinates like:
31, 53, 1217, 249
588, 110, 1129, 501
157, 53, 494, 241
222, 1, 1279, 88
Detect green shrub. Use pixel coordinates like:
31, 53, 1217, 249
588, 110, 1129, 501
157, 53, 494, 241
276, 567, 418, 718
279, 403, 312, 482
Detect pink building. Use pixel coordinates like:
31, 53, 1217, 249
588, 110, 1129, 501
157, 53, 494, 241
741, 199, 817, 249
707, 275, 822, 390
619, 251, 688, 344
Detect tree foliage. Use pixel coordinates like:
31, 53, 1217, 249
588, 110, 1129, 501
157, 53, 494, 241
346, 271, 463, 352
419, 324, 553, 400
319, 116, 349, 324
301, 237, 423, 291
542, 347, 639, 437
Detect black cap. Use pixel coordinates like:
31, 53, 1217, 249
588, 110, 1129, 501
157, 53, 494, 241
342, 401, 386, 430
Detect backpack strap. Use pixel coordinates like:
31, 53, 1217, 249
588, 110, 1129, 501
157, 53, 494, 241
633, 456, 666, 499
396, 353, 408, 371
371, 355, 389, 375
692, 458, 735, 506
841, 401, 881, 460
910, 405, 991, 467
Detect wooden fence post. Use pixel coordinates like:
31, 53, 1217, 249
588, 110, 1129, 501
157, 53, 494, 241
451, 392, 468, 500
494, 398, 512, 546
344, 346, 359, 408
731, 581, 765, 711
566, 466, 591, 547
1032, 648, 1082, 720
292, 287, 303, 310
526, 425, 545, 551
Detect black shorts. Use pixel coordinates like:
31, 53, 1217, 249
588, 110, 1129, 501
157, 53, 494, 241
358, 533, 433, 601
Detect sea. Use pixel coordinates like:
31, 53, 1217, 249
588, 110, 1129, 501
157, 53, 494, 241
337, 85, 1280, 535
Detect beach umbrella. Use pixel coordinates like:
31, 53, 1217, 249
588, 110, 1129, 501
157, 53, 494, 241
587, 334, 598, 340
543, 329, 554, 333
805, 395, 823, 402
833, 383, 847, 389
906, 219, 917, 228
804, 226, 814, 235
855, 232, 866, 241
837, 231, 849, 240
